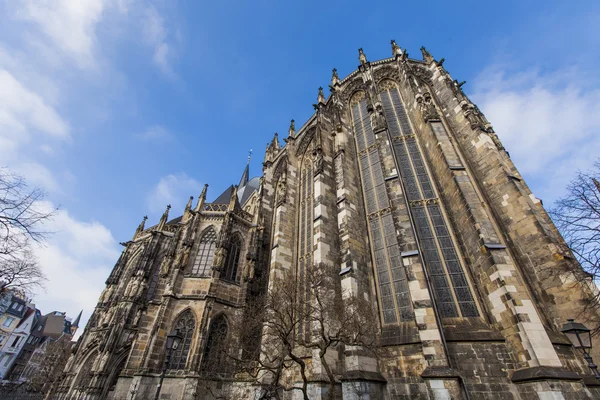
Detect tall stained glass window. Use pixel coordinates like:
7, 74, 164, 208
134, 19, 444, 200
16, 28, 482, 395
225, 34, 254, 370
350, 91, 413, 324
297, 142, 314, 341
222, 235, 242, 283
378, 80, 479, 318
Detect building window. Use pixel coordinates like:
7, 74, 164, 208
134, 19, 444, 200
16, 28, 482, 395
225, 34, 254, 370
378, 82, 479, 318
222, 235, 242, 283
191, 227, 217, 276
200, 314, 229, 376
11, 336, 20, 348
3, 317, 15, 327
169, 310, 195, 370
17, 304, 23, 311
350, 91, 413, 324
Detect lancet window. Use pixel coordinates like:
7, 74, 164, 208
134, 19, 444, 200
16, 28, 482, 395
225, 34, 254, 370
297, 141, 314, 341
192, 227, 217, 276
222, 234, 242, 283
351, 91, 413, 324
169, 310, 195, 370
200, 314, 229, 375
378, 80, 479, 318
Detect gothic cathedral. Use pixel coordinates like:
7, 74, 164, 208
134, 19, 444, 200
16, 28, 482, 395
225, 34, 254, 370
49, 43, 600, 399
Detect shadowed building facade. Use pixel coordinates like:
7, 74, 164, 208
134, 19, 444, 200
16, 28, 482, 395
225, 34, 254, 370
49, 43, 600, 400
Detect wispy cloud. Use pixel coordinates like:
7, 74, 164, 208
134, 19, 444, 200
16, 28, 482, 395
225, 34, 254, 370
31, 202, 120, 337
136, 125, 174, 142
14, 0, 107, 69
471, 65, 600, 204
142, 5, 177, 77
147, 173, 202, 216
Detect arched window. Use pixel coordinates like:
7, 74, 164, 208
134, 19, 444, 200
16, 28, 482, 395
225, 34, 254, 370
200, 314, 229, 376
222, 235, 242, 283
73, 351, 96, 390
168, 310, 195, 370
192, 227, 217, 276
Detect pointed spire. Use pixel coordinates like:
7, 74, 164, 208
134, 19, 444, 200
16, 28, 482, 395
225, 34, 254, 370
269, 133, 279, 150
420, 46, 433, 63
358, 48, 367, 65
239, 150, 251, 188
134, 215, 148, 239
317, 87, 325, 104
331, 68, 340, 86
72, 310, 82, 327
288, 119, 295, 138
391, 40, 402, 57
185, 196, 193, 212
195, 184, 208, 212
157, 204, 171, 231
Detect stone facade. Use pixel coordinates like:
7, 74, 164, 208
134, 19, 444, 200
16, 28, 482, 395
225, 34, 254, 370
48, 43, 600, 400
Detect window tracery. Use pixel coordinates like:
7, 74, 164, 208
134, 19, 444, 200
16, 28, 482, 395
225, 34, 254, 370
379, 83, 479, 318
200, 314, 229, 376
192, 227, 217, 276
222, 234, 242, 283
169, 310, 195, 370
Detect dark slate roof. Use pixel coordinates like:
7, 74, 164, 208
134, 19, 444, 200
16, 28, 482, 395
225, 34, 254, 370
213, 185, 236, 205
237, 176, 260, 205
166, 215, 182, 225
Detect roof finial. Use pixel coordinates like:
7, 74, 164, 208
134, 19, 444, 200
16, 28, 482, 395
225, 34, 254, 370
288, 119, 295, 138
358, 48, 367, 65
391, 40, 402, 57
420, 46, 433, 63
157, 204, 171, 231
317, 87, 325, 104
185, 195, 194, 212
195, 184, 208, 212
331, 68, 340, 86
247, 149, 253, 165
134, 215, 148, 238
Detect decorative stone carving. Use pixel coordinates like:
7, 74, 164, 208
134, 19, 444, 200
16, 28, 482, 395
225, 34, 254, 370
369, 103, 387, 132
391, 39, 402, 57
358, 48, 367, 65
331, 68, 340, 86
416, 92, 439, 122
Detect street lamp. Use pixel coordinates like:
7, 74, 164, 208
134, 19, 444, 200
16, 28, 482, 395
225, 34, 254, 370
154, 329, 183, 400
561, 319, 600, 379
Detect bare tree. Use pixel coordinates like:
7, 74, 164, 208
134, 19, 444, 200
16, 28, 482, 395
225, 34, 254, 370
0, 168, 54, 294
29, 335, 74, 394
549, 161, 600, 332
218, 263, 384, 400
550, 161, 600, 280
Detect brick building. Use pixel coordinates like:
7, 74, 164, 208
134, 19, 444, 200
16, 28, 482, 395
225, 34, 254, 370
49, 43, 600, 399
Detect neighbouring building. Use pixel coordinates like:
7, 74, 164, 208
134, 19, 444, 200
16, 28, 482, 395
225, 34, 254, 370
8, 310, 81, 384
0, 293, 35, 379
49, 43, 600, 399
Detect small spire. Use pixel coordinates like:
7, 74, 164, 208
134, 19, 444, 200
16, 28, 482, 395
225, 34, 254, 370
331, 68, 340, 86
358, 48, 367, 65
157, 204, 171, 231
288, 119, 295, 138
72, 310, 83, 327
317, 87, 325, 104
134, 215, 148, 238
391, 40, 402, 57
420, 46, 433, 63
184, 196, 194, 213
195, 184, 208, 212
228, 185, 238, 211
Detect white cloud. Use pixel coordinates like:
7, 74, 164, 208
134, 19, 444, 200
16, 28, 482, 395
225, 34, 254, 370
31, 202, 120, 338
136, 125, 174, 142
142, 5, 176, 77
15, 0, 106, 68
147, 173, 202, 216
471, 66, 600, 204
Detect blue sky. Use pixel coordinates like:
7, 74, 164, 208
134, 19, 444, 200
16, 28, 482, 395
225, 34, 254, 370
0, 0, 599, 333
